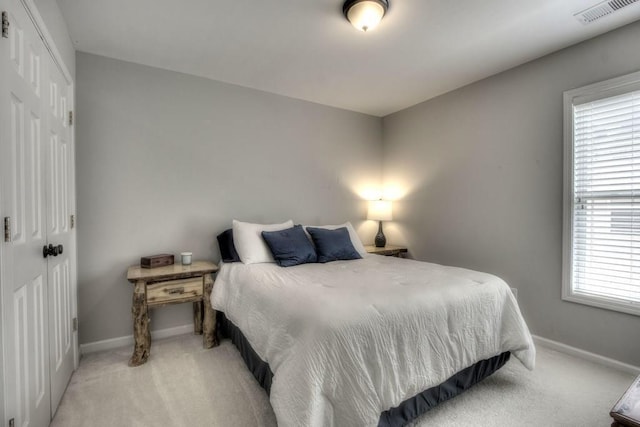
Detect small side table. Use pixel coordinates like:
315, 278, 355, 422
126, 260, 219, 366
611, 375, 640, 427
365, 245, 408, 257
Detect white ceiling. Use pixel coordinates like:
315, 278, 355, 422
57, 0, 640, 117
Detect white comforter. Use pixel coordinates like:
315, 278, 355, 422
212, 255, 535, 427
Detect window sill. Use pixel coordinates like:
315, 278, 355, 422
562, 291, 640, 317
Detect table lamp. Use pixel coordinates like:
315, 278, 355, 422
367, 200, 392, 247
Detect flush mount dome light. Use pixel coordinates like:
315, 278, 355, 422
343, 0, 389, 32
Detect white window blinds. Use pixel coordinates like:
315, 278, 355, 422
572, 88, 640, 306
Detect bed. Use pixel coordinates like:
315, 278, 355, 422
211, 251, 535, 427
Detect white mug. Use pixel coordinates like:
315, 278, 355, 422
181, 252, 193, 265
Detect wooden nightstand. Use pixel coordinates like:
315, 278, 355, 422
126, 260, 219, 366
365, 245, 408, 257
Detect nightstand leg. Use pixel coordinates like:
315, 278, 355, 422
129, 280, 150, 366
193, 301, 203, 335
203, 274, 218, 348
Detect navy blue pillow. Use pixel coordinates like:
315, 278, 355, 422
217, 229, 241, 263
306, 227, 362, 263
261, 225, 317, 267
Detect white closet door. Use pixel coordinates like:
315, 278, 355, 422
0, 0, 51, 425
46, 52, 74, 412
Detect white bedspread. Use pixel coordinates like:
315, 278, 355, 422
212, 255, 535, 427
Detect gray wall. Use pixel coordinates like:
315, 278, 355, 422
382, 21, 640, 366
75, 53, 381, 345
75, 19, 640, 365
34, 0, 75, 77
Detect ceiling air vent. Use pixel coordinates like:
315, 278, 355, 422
574, 0, 639, 24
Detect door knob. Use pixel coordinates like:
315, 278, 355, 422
42, 244, 60, 258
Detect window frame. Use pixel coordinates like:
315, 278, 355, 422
562, 70, 640, 317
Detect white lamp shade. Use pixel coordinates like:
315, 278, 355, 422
346, 1, 386, 32
367, 200, 392, 221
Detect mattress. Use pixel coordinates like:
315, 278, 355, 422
212, 255, 535, 427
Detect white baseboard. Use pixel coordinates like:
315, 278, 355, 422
80, 324, 194, 355
81, 327, 640, 375
533, 335, 640, 375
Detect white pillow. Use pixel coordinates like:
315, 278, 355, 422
233, 220, 294, 264
303, 222, 367, 256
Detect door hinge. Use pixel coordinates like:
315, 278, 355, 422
72, 317, 78, 332
2, 12, 9, 39
70, 214, 75, 229
68, 110, 73, 126
9, 418, 15, 427
4, 217, 11, 242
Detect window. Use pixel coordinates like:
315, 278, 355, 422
563, 71, 640, 316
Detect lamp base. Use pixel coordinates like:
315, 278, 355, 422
374, 221, 386, 248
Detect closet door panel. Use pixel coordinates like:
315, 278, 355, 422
46, 54, 74, 413
0, 1, 50, 426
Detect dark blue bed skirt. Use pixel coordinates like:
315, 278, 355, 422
218, 312, 510, 427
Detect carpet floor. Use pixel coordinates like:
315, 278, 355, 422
51, 333, 635, 427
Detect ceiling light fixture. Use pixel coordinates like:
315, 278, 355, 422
343, 0, 389, 32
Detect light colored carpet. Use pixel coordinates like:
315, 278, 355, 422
52, 334, 635, 427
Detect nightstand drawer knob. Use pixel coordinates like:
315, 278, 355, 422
167, 287, 185, 295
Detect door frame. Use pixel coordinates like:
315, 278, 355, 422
0, 75, 4, 427
0, 0, 77, 422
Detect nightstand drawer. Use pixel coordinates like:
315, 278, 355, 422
147, 277, 203, 305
